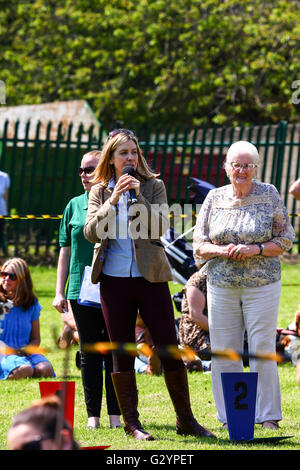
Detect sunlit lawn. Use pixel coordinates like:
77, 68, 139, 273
0, 259, 299, 451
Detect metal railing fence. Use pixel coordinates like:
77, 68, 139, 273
0, 119, 299, 255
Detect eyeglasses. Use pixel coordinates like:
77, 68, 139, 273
230, 162, 257, 170
78, 166, 96, 176
1, 271, 17, 281
107, 129, 135, 140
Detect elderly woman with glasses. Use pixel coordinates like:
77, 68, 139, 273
193, 140, 295, 430
53, 150, 121, 430
83, 128, 215, 441
0, 257, 54, 380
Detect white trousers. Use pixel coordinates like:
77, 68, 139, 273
207, 280, 282, 424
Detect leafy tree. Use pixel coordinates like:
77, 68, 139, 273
0, 0, 300, 127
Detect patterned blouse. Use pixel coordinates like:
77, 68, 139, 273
193, 182, 295, 287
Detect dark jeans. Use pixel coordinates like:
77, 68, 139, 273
99, 274, 184, 372
70, 300, 120, 418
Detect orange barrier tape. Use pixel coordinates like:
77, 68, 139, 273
0, 340, 286, 363
0, 344, 48, 355
81, 342, 286, 363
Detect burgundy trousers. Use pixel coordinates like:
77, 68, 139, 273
100, 273, 184, 372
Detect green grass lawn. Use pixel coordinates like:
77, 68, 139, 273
0, 260, 300, 451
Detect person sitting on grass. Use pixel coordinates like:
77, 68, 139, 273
178, 269, 211, 372
0, 257, 54, 380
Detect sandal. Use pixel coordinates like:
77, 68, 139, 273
261, 420, 279, 429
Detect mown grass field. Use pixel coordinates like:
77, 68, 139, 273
0, 259, 299, 452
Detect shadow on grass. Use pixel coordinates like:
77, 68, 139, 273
129, 423, 299, 449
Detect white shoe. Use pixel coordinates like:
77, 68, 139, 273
87, 417, 100, 429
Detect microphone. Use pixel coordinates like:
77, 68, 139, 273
122, 166, 138, 204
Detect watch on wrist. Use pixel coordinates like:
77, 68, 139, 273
257, 243, 264, 255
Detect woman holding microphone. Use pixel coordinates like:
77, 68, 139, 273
84, 129, 215, 441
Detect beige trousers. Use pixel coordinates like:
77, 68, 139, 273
207, 280, 282, 424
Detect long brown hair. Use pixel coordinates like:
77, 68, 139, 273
1, 258, 37, 310
92, 130, 159, 186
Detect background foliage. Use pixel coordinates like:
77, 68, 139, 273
1, 0, 300, 127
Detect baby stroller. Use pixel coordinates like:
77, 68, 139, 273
160, 227, 197, 288
188, 177, 216, 205
161, 177, 215, 291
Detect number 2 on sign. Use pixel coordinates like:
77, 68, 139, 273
234, 381, 248, 410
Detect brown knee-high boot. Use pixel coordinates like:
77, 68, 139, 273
111, 371, 154, 441
164, 367, 216, 438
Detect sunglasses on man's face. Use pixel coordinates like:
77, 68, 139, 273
78, 166, 96, 176
1, 271, 17, 281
